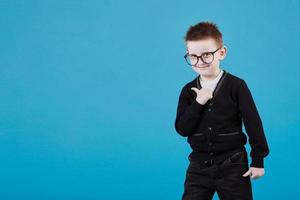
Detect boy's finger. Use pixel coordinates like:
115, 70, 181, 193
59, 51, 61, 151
242, 169, 251, 177
250, 172, 257, 179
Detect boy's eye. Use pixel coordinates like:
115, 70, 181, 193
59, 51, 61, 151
202, 53, 211, 57
189, 55, 198, 60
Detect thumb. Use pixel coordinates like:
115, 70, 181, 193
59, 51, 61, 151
243, 169, 252, 177
190, 87, 199, 93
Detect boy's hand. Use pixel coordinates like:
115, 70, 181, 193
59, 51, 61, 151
242, 167, 265, 180
190, 87, 213, 105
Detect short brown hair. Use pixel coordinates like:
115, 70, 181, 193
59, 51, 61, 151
184, 21, 223, 46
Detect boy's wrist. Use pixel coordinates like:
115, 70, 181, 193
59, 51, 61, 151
189, 100, 206, 115
250, 157, 264, 168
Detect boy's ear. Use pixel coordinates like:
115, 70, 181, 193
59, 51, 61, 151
219, 45, 227, 60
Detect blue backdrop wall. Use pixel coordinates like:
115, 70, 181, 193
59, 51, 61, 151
0, 0, 299, 199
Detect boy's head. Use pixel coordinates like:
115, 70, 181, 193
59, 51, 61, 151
184, 21, 227, 78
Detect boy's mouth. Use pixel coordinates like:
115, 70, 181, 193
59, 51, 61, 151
198, 64, 209, 68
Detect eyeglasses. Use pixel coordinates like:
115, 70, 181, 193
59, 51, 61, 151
184, 47, 222, 66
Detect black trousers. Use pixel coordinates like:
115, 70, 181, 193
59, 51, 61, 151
182, 150, 253, 200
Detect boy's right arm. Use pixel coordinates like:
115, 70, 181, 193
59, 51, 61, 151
174, 85, 206, 137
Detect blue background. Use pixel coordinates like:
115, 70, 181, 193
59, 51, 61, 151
1, 0, 299, 199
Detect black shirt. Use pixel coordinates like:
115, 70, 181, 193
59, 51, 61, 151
174, 69, 270, 168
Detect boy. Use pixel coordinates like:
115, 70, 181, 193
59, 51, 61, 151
174, 22, 270, 200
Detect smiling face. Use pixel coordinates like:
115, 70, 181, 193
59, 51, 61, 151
186, 38, 227, 79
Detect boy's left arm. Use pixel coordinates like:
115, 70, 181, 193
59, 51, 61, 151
237, 79, 270, 169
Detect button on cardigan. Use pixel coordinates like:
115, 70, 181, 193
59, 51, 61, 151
174, 69, 270, 168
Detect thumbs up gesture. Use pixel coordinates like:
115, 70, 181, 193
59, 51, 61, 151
190, 87, 213, 105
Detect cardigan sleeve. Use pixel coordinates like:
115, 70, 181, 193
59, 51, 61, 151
237, 79, 270, 168
174, 84, 206, 137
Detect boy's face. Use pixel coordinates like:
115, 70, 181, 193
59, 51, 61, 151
185, 38, 227, 77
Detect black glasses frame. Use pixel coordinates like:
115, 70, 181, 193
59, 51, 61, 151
184, 47, 222, 66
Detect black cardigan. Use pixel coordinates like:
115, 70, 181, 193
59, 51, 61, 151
174, 69, 270, 168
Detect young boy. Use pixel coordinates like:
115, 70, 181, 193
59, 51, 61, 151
174, 22, 270, 200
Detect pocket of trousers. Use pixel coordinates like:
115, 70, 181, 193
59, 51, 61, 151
228, 151, 248, 165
